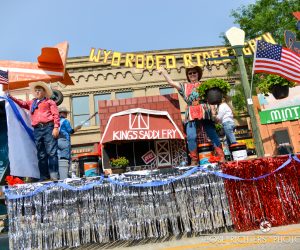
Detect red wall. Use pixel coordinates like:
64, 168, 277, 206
98, 94, 184, 136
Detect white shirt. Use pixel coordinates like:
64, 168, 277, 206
216, 103, 234, 124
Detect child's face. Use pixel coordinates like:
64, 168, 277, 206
60, 112, 68, 118
34, 87, 46, 99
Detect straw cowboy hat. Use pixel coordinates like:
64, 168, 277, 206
185, 66, 203, 81
58, 106, 70, 113
29, 81, 53, 99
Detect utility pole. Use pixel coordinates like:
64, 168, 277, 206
226, 27, 265, 157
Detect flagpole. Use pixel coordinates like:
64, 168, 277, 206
234, 46, 265, 157
7, 70, 10, 95
249, 41, 258, 98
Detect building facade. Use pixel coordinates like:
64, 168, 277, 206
64, 46, 249, 154
10, 45, 252, 155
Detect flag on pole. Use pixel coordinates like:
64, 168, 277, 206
0, 69, 8, 84
253, 40, 300, 84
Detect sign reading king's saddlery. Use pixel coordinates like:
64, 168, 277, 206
259, 105, 300, 124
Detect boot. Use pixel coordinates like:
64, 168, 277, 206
50, 172, 59, 181
189, 149, 199, 166
214, 146, 225, 162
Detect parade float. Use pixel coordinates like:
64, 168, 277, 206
2, 89, 300, 249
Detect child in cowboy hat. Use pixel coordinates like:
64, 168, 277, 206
58, 106, 82, 163
7, 81, 60, 181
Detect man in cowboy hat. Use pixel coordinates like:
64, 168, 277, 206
58, 106, 82, 163
8, 81, 60, 181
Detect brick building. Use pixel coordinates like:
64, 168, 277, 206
10, 45, 256, 156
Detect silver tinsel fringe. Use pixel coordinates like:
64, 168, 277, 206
5, 167, 233, 249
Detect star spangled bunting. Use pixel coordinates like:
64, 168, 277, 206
0, 69, 8, 85
253, 40, 300, 84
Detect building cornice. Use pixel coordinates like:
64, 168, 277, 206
69, 63, 232, 83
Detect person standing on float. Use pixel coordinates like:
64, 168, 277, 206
157, 66, 225, 165
58, 106, 82, 161
7, 81, 60, 180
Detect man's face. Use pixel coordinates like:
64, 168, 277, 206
34, 87, 46, 99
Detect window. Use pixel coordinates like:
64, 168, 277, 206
94, 93, 111, 124
159, 87, 175, 95
273, 129, 293, 155
72, 96, 90, 127
116, 91, 133, 99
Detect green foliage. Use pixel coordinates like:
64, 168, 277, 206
197, 78, 231, 99
231, 0, 300, 45
257, 74, 296, 95
110, 156, 129, 168
231, 84, 247, 115
227, 0, 300, 92
215, 123, 223, 132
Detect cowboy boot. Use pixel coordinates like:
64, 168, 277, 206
189, 149, 199, 166
214, 146, 225, 162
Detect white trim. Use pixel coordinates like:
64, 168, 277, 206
0, 67, 63, 76
100, 108, 184, 144
129, 112, 150, 130
155, 140, 171, 166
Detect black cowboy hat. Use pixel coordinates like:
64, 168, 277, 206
185, 66, 203, 82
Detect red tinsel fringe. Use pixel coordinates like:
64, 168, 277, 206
220, 155, 300, 231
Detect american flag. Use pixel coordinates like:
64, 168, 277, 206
0, 69, 9, 84
253, 40, 300, 84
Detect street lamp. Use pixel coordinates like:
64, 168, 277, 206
225, 27, 265, 157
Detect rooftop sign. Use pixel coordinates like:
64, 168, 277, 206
89, 33, 275, 69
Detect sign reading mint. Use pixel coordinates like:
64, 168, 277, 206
259, 105, 300, 124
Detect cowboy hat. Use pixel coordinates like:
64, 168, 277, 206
185, 66, 203, 82
58, 106, 70, 113
29, 81, 53, 99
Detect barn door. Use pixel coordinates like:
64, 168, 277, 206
155, 140, 171, 167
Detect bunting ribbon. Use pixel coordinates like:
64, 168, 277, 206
5, 154, 298, 200
0, 95, 35, 142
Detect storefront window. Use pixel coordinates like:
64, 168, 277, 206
116, 91, 133, 99
94, 93, 111, 125
72, 96, 90, 127
159, 87, 175, 95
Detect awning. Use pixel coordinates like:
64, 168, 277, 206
100, 108, 184, 144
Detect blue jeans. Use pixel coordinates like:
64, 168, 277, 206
186, 119, 221, 151
223, 121, 237, 146
58, 138, 71, 161
33, 124, 58, 180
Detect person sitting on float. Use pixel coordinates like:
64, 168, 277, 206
157, 66, 225, 165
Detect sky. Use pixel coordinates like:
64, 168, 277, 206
1, 0, 256, 62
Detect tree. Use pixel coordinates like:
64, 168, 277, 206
231, 0, 300, 45
227, 0, 300, 97
231, 84, 247, 115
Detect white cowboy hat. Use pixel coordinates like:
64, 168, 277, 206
29, 81, 53, 99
